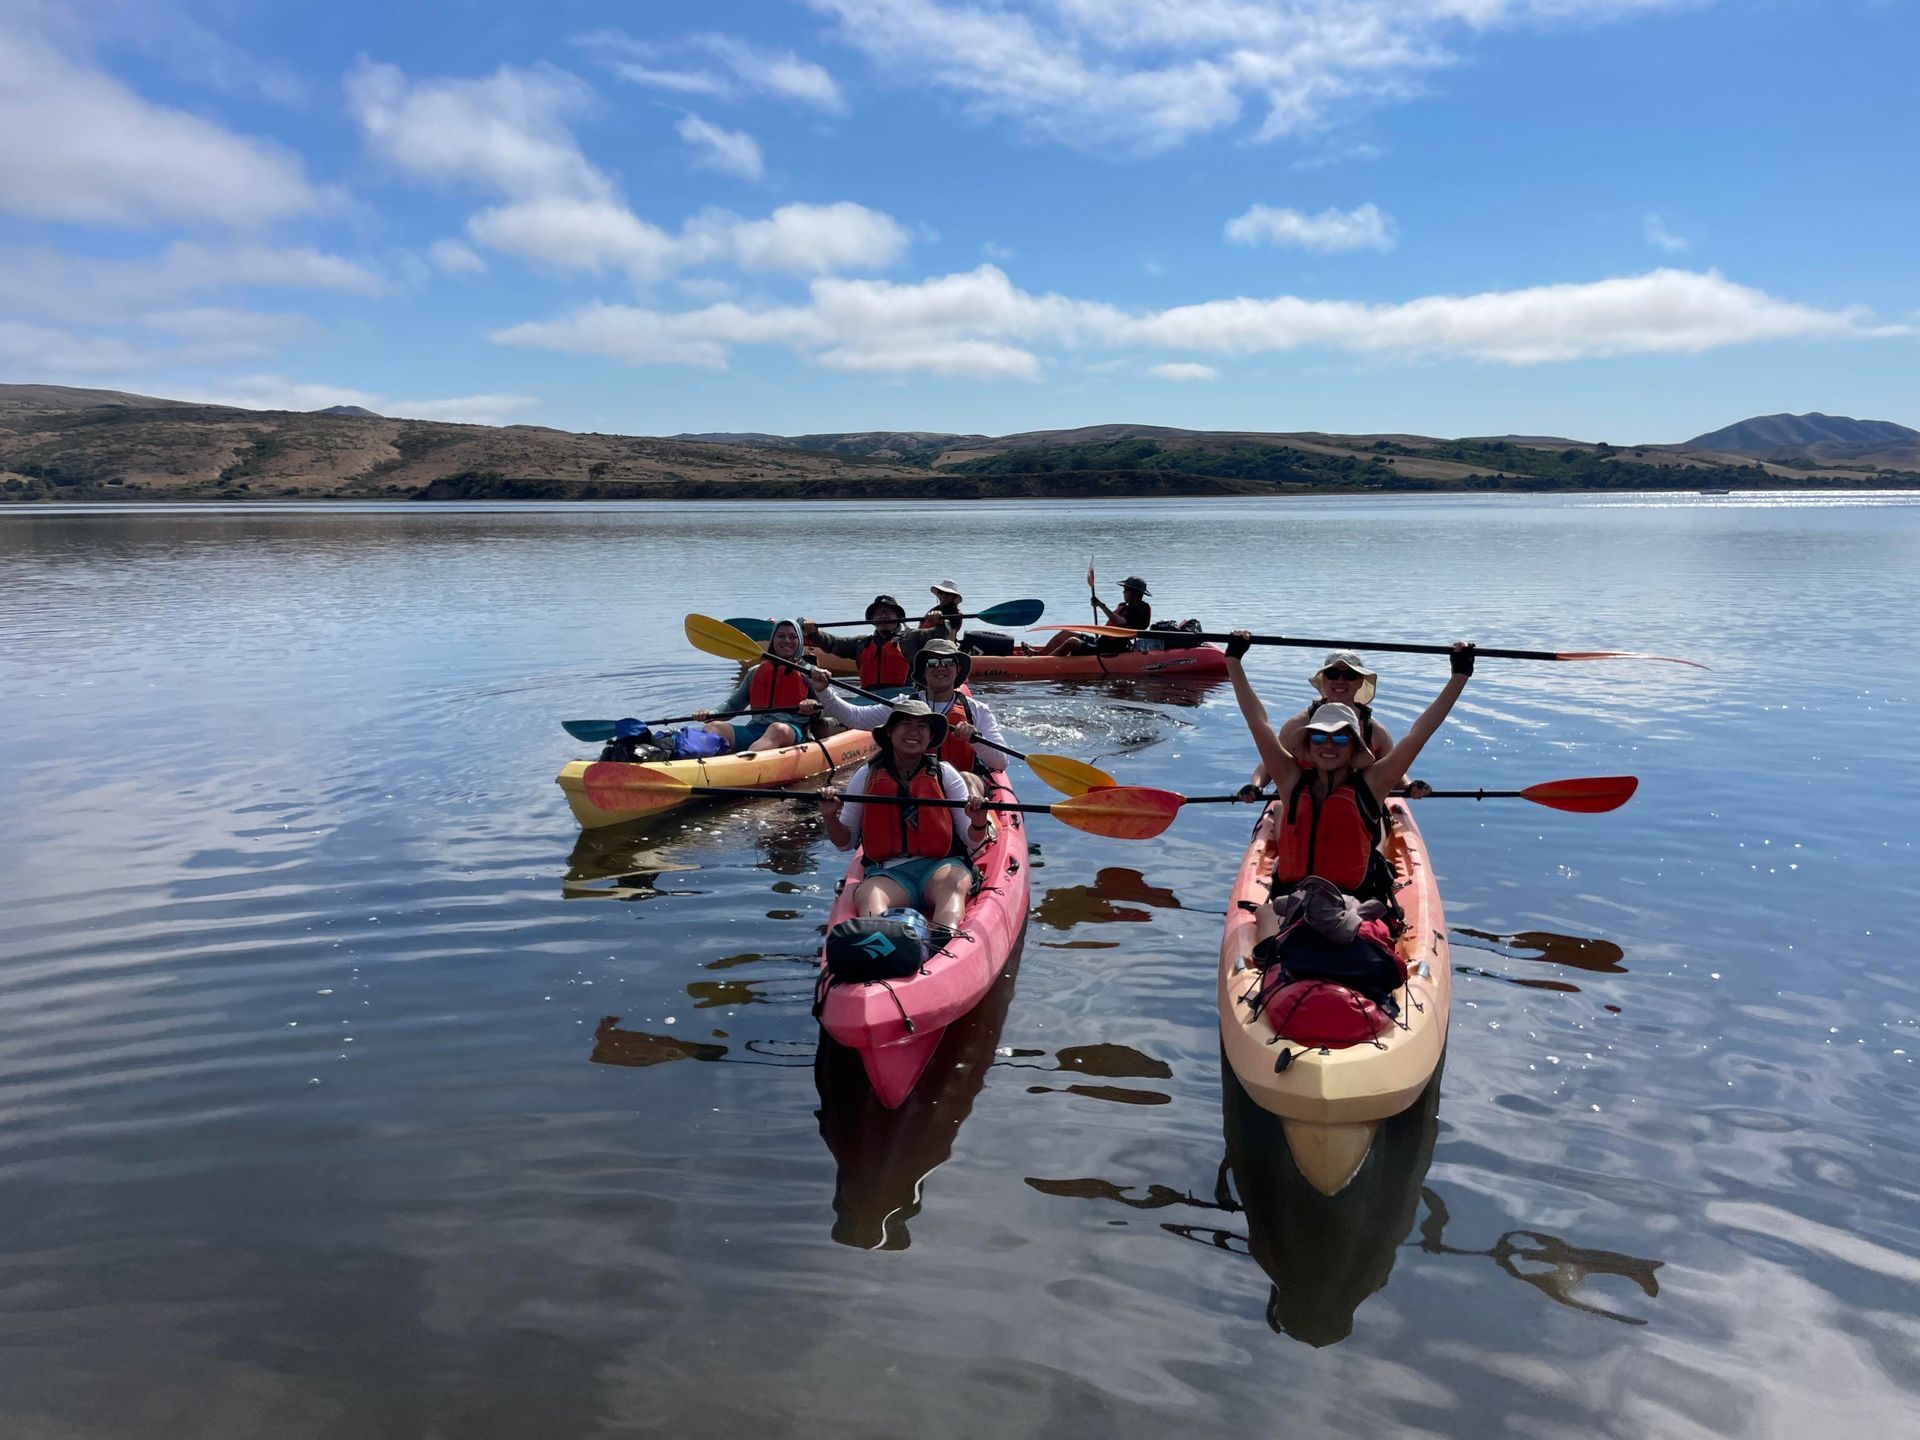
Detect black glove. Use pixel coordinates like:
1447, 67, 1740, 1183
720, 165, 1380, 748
1234, 782, 1263, 803
1225, 633, 1252, 660
1450, 642, 1476, 677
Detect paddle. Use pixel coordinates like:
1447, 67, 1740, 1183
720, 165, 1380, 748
725, 598, 1045, 642
1183, 775, 1640, 815
1087, 558, 1098, 626
564, 710, 793, 744
580, 764, 1182, 838
1027, 624, 1706, 669
684, 613, 1117, 796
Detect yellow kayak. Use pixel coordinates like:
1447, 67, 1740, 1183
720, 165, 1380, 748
556, 726, 879, 829
1218, 797, 1452, 1196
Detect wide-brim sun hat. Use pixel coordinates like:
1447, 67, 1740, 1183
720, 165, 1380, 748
930, 579, 962, 598
864, 594, 907, 622
1311, 649, 1378, 707
1302, 701, 1376, 762
912, 637, 972, 688
878, 697, 949, 750
1121, 576, 1150, 595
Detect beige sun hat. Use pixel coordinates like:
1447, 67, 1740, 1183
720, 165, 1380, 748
1310, 649, 1378, 707
1301, 701, 1377, 762
930, 579, 962, 598
911, 636, 972, 688
877, 696, 950, 751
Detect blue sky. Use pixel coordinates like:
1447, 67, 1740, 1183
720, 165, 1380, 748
2, 0, 1915, 442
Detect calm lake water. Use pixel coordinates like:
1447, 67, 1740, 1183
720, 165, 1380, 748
1, 495, 1916, 1439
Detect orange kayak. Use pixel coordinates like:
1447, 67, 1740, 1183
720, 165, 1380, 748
807, 644, 1229, 682
555, 726, 878, 830
1218, 797, 1452, 1196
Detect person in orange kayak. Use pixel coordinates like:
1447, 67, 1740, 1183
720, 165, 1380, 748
1236, 649, 1397, 800
692, 618, 823, 753
809, 637, 1009, 800
819, 700, 990, 949
1225, 632, 1473, 921
803, 594, 930, 696
1035, 575, 1151, 656
920, 580, 965, 641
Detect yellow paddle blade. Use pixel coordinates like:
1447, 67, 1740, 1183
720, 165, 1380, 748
1051, 786, 1183, 840
582, 762, 695, 814
685, 612, 770, 665
1024, 752, 1116, 798
1027, 622, 1140, 637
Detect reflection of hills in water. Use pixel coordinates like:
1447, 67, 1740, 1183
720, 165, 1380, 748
813, 947, 1025, 1251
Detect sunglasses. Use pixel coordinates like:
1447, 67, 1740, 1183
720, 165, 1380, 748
1306, 731, 1355, 747
1322, 670, 1362, 682
924, 657, 959, 667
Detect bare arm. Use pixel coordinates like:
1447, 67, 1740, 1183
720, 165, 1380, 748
1365, 645, 1473, 799
1226, 641, 1299, 789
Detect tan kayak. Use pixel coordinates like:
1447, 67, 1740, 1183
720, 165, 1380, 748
555, 726, 879, 829
1217, 796, 1452, 1197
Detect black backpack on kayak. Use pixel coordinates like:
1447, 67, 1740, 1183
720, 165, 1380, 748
964, 630, 1017, 657
1135, 618, 1204, 651
824, 911, 930, 982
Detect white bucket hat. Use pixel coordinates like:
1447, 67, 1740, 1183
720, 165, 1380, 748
1301, 701, 1376, 763
1310, 650, 1378, 707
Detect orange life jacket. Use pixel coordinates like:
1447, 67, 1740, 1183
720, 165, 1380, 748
929, 691, 978, 772
1273, 775, 1380, 893
746, 660, 811, 712
859, 637, 910, 688
860, 759, 955, 863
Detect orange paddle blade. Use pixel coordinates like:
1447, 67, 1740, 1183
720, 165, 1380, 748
1051, 785, 1183, 839
582, 762, 694, 815
1027, 622, 1140, 637
1518, 775, 1639, 813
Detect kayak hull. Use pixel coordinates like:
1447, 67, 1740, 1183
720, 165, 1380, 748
807, 644, 1229, 683
1218, 797, 1451, 1196
817, 779, 1031, 1108
555, 726, 879, 829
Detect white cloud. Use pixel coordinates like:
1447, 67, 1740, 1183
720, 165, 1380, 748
676, 114, 766, 181
806, 0, 1689, 153
1644, 212, 1689, 253
387, 394, 540, 425
1150, 362, 1219, 380
583, 30, 848, 112
0, 18, 316, 226
347, 59, 608, 200
467, 196, 680, 280
427, 238, 488, 274
0, 243, 386, 325
983, 241, 1015, 260
494, 263, 1900, 379
1226, 201, 1395, 252
703, 202, 909, 273
140, 307, 311, 363
0, 320, 147, 374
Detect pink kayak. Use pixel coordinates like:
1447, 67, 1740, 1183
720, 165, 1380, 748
815, 778, 1032, 1107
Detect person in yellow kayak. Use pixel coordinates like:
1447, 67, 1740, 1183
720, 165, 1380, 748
1236, 650, 1397, 800
920, 580, 965, 641
692, 618, 823, 753
803, 594, 930, 696
1226, 634, 1472, 933
1034, 575, 1151, 656
809, 637, 1009, 800
819, 700, 990, 950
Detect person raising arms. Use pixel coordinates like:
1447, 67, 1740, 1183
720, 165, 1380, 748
692, 618, 824, 753
1236, 649, 1397, 801
818, 700, 990, 952
810, 637, 1009, 800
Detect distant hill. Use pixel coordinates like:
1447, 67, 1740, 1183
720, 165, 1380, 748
1684, 413, 1920, 468
4, 383, 1916, 502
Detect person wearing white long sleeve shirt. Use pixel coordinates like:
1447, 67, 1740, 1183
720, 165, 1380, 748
809, 637, 1007, 800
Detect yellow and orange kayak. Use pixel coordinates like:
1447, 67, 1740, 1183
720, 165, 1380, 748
555, 726, 879, 830
1218, 797, 1452, 1196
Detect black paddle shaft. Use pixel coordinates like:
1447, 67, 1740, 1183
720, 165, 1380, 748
758, 650, 1031, 761
665, 784, 1054, 813
1192, 630, 1559, 662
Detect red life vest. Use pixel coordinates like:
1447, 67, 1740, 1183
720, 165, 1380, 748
1273, 775, 1379, 893
860, 760, 955, 863
746, 660, 811, 712
859, 637, 910, 688
929, 691, 977, 772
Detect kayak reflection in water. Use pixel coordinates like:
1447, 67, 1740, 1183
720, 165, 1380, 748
691, 618, 824, 754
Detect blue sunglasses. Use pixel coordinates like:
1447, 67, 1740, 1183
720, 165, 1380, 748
1306, 731, 1355, 747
